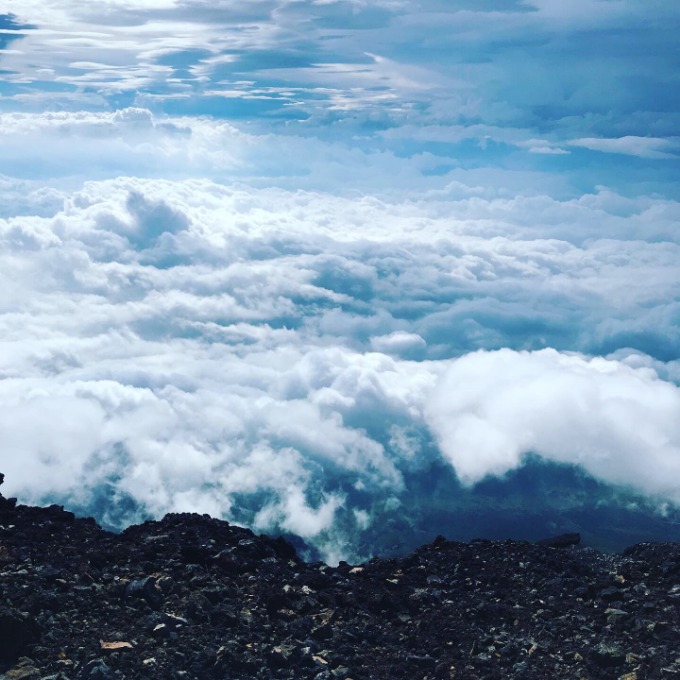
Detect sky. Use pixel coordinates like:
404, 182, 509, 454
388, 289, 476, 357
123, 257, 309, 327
1, 0, 679, 562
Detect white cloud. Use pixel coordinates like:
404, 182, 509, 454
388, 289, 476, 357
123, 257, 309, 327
425, 348, 680, 499
370, 331, 426, 355
0, 0, 677, 563
2, 0, 675, 168
0, 170, 679, 560
569, 136, 679, 159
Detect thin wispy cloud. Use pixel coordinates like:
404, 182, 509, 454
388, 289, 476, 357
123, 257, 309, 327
569, 136, 680, 159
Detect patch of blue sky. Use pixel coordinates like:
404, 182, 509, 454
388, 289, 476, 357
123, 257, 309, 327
0, 12, 34, 38
155, 47, 213, 74
230, 48, 330, 73
591, 329, 680, 364
162, 92, 306, 120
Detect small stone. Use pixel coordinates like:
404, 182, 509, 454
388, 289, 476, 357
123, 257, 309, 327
77, 658, 114, 680
267, 644, 296, 670
599, 587, 624, 603
157, 576, 174, 594
99, 640, 133, 651
1, 657, 41, 680
125, 576, 164, 609
162, 613, 189, 628
152, 623, 169, 637
592, 642, 625, 667
605, 608, 629, 623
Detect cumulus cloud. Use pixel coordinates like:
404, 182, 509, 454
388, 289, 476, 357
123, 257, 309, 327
0, 176, 679, 560
425, 349, 680, 496
0, 109, 466, 194
370, 331, 427, 356
1, 0, 679, 560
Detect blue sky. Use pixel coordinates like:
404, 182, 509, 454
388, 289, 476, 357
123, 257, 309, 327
2, 0, 679, 194
1, 0, 679, 561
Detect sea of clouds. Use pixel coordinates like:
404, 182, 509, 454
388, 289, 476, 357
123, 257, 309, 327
1, 0, 679, 562
1, 110, 679, 562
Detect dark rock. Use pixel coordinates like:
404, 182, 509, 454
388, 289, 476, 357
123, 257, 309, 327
124, 576, 164, 609
0, 496, 17, 510
1, 657, 42, 680
186, 593, 211, 623
76, 659, 114, 680
44, 506, 75, 522
591, 642, 625, 667
1, 472, 680, 679
599, 586, 625, 603
180, 544, 212, 565
268, 535, 299, 561
0, 609, 40, 663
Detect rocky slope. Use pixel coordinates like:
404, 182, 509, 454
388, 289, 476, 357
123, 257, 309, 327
1, 473, 680, 680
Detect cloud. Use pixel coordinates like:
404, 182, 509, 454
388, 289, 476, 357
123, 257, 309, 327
0, 175, 66, 218
2, 0, 678, 189
0, 176, 679, 561
370, 331, 427, 356
425, 348, 680, 497
569, 136, 680, 159
1, 1, 679, 560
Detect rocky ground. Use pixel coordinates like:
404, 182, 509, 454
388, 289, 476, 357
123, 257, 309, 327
1, 473, 680, 680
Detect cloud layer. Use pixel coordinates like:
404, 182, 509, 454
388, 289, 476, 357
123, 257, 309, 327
1, 174, 679, 561
1, 1, 678, 199
1, 3, 679, 560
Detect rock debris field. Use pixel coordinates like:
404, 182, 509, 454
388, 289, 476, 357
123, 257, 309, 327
1, 473, 680, 680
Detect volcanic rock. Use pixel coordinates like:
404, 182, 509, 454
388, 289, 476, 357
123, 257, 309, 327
2, 473, 680, 678
0, 610, 40, 664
